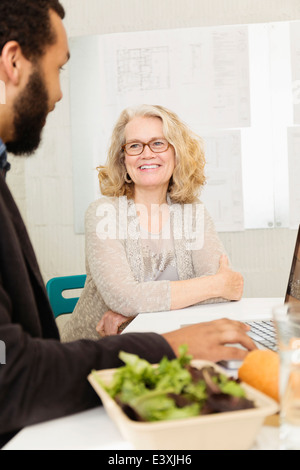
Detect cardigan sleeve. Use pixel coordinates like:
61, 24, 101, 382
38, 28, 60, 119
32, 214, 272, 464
84, 198, 171, 316
191, 205, 228, 277
191, 204, 229, 305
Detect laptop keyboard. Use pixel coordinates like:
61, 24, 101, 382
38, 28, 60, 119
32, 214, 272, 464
244, 320, 278, 352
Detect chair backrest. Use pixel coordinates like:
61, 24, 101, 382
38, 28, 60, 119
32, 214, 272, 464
46, 275, 86, 318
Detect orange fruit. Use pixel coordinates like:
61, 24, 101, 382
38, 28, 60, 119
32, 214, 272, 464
238, 350, 280, 402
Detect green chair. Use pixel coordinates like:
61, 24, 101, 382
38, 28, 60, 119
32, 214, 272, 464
46, 274, 86, 318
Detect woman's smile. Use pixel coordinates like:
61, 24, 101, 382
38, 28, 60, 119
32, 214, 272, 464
138, 163, 161, 171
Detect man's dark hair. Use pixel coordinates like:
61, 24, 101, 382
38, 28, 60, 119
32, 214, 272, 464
0, 0, 65, 60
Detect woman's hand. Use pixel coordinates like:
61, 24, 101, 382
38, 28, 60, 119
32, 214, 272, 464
216, 255, 244, 301
96, 310, 136, 337
163, 318, 256, 362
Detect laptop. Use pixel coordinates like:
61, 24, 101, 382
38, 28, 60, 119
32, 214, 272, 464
219, 225, 300, 369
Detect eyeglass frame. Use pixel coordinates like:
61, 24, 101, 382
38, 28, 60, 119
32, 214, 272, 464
121, 138, 170, 156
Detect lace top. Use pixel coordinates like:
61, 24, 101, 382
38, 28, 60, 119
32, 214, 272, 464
140, 224, 179, 282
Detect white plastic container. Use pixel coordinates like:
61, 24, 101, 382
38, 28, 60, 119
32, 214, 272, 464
88, 360, 278, 450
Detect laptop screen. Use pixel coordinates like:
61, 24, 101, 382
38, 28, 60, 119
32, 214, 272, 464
285, 225, 300, 304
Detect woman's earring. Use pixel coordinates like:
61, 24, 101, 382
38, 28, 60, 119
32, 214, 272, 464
124, 172, 132, 184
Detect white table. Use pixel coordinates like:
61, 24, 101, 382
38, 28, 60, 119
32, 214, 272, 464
123, 297, 282, 334
3, 298, 282, 451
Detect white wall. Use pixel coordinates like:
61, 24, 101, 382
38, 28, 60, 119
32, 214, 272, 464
6, 0, 300, 299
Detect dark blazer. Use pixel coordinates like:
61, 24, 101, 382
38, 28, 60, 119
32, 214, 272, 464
0, 174, 175, 447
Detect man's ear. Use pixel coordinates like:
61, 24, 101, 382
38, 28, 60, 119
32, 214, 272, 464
0, 41, 28, 86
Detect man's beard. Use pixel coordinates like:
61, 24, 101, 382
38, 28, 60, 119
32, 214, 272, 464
6, 67, 49, 156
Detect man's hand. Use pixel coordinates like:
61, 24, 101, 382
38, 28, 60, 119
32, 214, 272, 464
96, 310, 136, 337
163, 318, 256, 362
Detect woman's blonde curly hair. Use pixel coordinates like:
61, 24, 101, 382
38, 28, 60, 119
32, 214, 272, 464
97, 104, 206, 204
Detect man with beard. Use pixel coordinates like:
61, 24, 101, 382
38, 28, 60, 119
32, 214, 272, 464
0, 0, 255, 448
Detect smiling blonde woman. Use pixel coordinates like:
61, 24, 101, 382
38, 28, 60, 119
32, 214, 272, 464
61, 105, 243, 342
97, 104, 206, 204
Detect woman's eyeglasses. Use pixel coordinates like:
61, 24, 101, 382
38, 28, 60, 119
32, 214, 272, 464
122, 138, 170, 156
